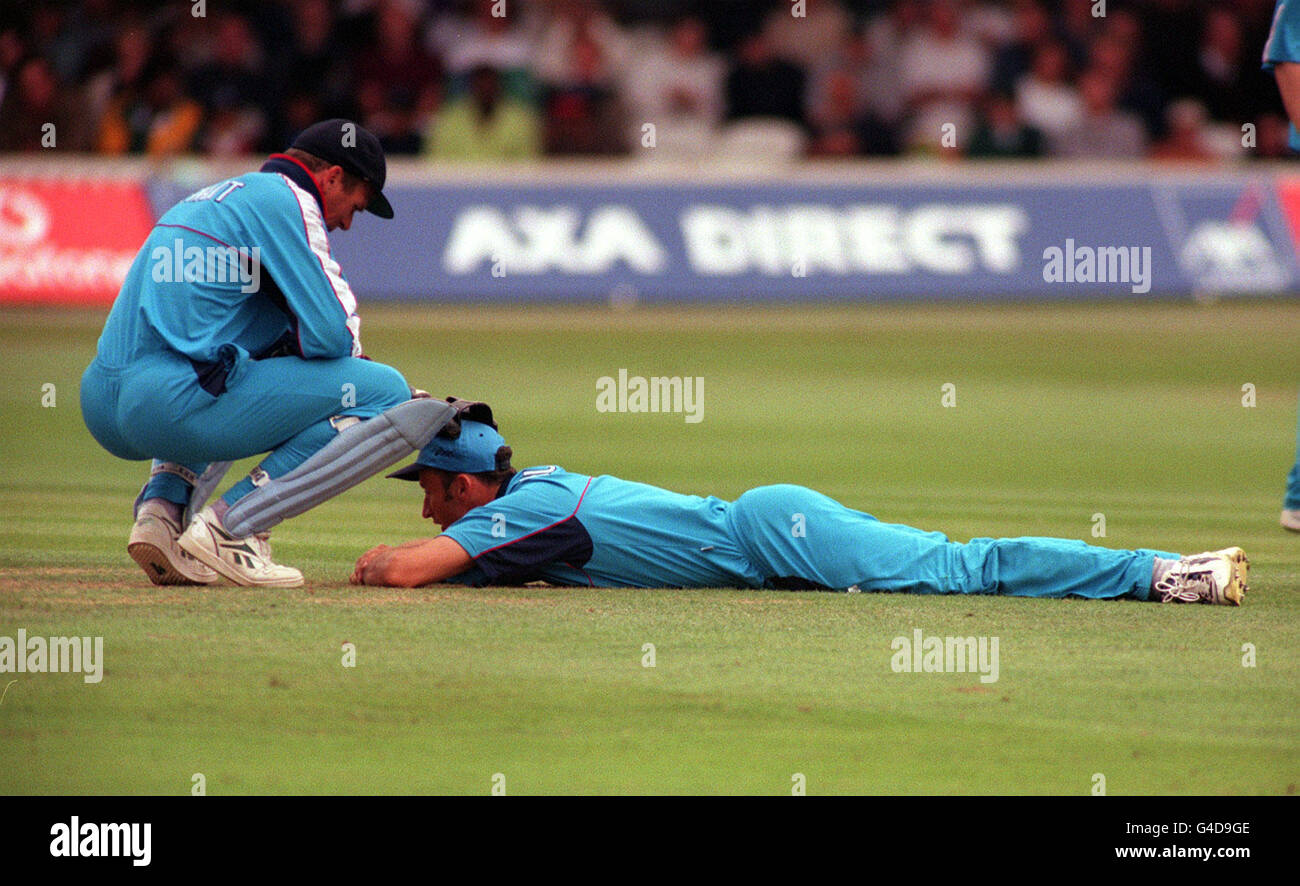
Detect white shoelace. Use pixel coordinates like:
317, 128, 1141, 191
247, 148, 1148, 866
1153, 565, 1211, 603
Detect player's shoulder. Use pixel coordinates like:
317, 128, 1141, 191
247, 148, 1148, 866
502, 466, 593, 500
165, 171, 301, 219
513, 465, 570, 482
238, 170, 315, 210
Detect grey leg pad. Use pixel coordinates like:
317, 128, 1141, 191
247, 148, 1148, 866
223, 398, 457, 537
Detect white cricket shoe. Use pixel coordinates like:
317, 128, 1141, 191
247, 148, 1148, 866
1281, 509, 1300, 532
178, 506, 303, 588
1152, 547, 1248, 606
128, 500, 218, 586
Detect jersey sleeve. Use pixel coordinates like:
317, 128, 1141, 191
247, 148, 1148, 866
246, 176, 362, 359
441, 480, 593, 586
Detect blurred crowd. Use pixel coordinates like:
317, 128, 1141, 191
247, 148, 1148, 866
0, 0, 1292, 162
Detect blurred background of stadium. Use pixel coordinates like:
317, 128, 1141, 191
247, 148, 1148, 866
0, 0, 1292, 162
1, 0, 1297, 305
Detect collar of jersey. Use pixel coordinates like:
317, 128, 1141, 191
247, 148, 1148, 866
495, 476, 515, 500
261, 154, 325, 215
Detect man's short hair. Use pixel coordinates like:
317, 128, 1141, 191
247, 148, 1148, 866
283, 147, 364, 189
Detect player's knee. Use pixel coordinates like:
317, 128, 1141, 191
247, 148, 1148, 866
357, 361, 410, 412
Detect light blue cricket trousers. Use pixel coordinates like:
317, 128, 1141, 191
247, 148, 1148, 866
80, 346, 410, 508
727, 485, 1177, 601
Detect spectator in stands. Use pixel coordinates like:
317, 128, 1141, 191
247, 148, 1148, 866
280, 91, 327, 146
763, 0, 854, 72
967, 90, 1044, 158
188, 13, 267, 151
83, 22, 150, 137
1050, 68, 1147, 158
0, 28, 25, 109
351, 0, 442, 155
197, 97, 268, 157
0, 55, 86, 151
622, 16, 725, 153
806, 66, 898, 157
430, 0, 536, 102
423, 63, 541, 161
1150, 98, 1217, 162
897, 0, 990, 151
1194, 6, 1259, 124
1138, 0, 1203, 101
964, 0, 1018, 47
533, 0, 628, 155
990, 0, 1053, 95
804, 29, 887, 136
27, 0, 112, 84
354, 0, 442, 115
1054, 0, 1103, 69
860, 0, 924, 127
534, 0, 629, 86
725, 29, 806, 127
1088, 24, 1166, 140
264, 0, 355, 148
1015, 41, 1083, 144
96, 59, 202, 157
356, 77, 425, 156
280, 0, 336, 86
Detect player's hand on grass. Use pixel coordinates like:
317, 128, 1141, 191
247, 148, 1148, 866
351, 545, 391, 584
409, 387, 431, 399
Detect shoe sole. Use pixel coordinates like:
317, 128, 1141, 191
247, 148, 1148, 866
178, 526, 304, 589
1214, 547, 1248, 606
127, 540, 218, 586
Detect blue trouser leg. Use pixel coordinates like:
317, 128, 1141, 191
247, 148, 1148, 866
91, 349, 409, 511
729, 485, 1179, 601
1286, 391, 1300, 510
219, 419, 337, 506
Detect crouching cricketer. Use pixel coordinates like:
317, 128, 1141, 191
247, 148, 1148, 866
351, 416, 1249, 605
82, 119, 456, 588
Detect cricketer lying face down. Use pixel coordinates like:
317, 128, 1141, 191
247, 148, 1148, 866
352, 408, 1248, 606
81, 119, 456, 588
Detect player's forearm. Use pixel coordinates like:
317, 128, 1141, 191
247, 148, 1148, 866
1275, 62, 1300, 130
362, 549, 433, 587
358, 536, 473, 587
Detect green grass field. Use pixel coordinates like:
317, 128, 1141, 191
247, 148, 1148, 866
1, 301, 1297, 795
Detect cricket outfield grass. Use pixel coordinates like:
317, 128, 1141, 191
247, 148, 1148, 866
1, 301, 1297, 794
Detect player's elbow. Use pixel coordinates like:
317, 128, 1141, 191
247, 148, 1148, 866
299, 333, 351, 360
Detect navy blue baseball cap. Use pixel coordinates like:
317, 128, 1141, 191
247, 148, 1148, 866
387, 421, 511, 480
291, 118, 394, 219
